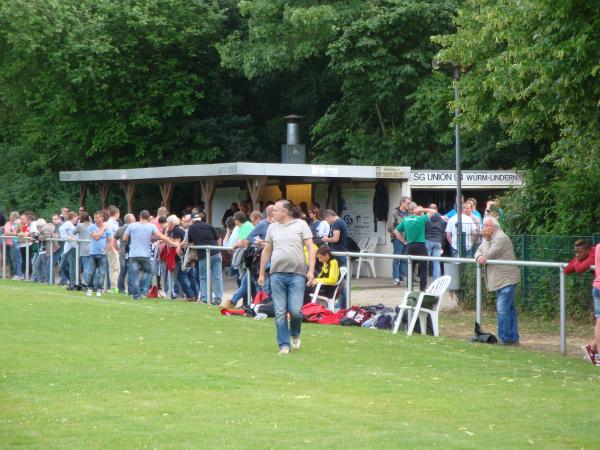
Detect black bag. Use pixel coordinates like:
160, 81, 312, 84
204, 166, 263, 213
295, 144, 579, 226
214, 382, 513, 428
347, 237, 361, 253
471, 322, 498, 344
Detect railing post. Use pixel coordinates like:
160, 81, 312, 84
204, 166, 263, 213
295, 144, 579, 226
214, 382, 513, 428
49, 242, 54, 285
2, 237, 6, 279
246, 265, 252, 306
206, 248, 212, 305
25, 241, 30, 280
559, 266, 566, 355
407, 256, 413, 292
168, 270, 173, 299
75, 241, 80, 287
345, 253, 352, 309
476, 262, 482, 325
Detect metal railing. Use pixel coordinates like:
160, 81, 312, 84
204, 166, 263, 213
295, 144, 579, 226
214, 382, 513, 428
1, 237, 575, 355
332, 250, 569, 355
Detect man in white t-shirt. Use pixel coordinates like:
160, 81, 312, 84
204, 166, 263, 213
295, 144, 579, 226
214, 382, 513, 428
445, 202, 476, 257
258, 200, 316, 355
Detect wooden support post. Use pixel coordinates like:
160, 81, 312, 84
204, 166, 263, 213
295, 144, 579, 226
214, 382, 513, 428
200, 180, 217, 225
278, 183, 287, 200
79, 183, 88, 209
159, 182, 175, 212
99, 183, 111, 209
246, 176, 267, 212
122, 183, 137, 214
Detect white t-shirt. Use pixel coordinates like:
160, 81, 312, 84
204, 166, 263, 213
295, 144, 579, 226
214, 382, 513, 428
445, 214, 475, 250
266, 219, 313, 276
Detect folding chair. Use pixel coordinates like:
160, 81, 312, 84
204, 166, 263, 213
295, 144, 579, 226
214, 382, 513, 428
392, 275, 451, 336
310, 267, 347, 311
355, 237, 377, 279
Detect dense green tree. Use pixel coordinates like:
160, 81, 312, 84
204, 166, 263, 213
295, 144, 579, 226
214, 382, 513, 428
435, 0, 600, 233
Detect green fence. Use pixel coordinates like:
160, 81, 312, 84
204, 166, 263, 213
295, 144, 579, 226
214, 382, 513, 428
463, 234, 598, 319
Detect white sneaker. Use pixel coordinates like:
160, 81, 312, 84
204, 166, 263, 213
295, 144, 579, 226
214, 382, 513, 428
96, 291, 102, 297
279, 346, 290, 355
291, 336, 301, 350
86, 289, 93, 297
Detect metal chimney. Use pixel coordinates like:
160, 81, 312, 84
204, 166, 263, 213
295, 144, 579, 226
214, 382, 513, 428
282, 114, 305, 163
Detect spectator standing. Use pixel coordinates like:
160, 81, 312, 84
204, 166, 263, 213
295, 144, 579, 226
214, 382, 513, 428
258, 200, 316, 354
73, 212, 92, 288
446, 203, 476, 257
390, 196, 411, 285
33, 219, 57, 284
166, 215, 196, 299
114, 213, 135, 294
475, 217, 520, 345
59, 212, 78, 289
425, 203, 445, 280
50, 214, 64, 283
321, 209, 349, 307
565, 240, 596, 275
581, 245, 600, 365
396, 206, 436, 291
221, 202, 239, 226
17, 213, 32, 277
106, 205, 121, 293
309, 208, 330, 246
86, 211, 115, 297
123, 210, 177, 300
4, 212, 23, 279
186, 212, 224, 304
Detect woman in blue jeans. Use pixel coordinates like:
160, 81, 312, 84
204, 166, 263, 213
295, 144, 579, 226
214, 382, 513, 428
258, 200, 316, 354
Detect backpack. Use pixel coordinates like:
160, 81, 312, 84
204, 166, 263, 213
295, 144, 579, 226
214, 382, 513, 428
340, 306, 373, 326
347, 236, 361, 253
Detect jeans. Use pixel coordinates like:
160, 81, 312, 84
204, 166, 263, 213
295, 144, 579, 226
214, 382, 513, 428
128, 257, 152, 300
496, 283, 519, 344
32, 252, 49, 283
407, 242, 428, 291
118, 254, 130, 293
392, 238, 407, 281
80, 256, 91, 287
60, 248, 76, 286
87, 254, 108, 292
425, 240, 442, 280
176, 260, 196, 299
198, 253, 223, 304
270, 272, 306, 349
450, 247, 473, 258
9, 245, 22, 277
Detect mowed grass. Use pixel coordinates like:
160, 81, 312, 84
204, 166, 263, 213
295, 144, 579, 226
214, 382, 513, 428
1, 281, 600, 449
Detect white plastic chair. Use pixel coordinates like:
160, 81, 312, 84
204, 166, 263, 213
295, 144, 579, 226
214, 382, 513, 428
392, 275, 451, 336
355, 237, 377, 279
310, 267, 347, 311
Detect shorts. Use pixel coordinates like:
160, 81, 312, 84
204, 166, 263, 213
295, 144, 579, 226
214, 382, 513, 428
593, 288, 600, 318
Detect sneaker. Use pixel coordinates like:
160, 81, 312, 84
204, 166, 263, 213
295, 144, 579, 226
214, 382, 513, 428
279, 346, 290, 355
581, 344, 598, 365
219, 299, 236, 310
291, 336, 301, 350
393, 278, 400, 286
86, 289, 93, 297
96, 291, 102, 297
111, 287, 119, 294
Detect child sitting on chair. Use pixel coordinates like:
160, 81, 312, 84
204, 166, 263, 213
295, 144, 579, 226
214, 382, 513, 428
305, 245, 340, 303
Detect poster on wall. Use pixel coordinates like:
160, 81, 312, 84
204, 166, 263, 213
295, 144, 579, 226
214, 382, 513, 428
341, 188, 386, 246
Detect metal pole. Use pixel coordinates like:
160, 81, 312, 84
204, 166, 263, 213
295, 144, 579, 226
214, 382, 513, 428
345, 255, 352, 309
407, 257, 413, 292
454, 66, 462, 260
476, 263, 482, 325
25, 242, 30, 280
206, 248, 212, 305
168, 271, 173, 299
75, 241, 80, 287
49, 243, 54, 285
2, 237, 6, 279
559, 267, 566, 355
246, 265, 252, 307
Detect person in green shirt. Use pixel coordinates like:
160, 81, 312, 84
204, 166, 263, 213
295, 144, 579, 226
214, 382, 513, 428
395, 206, 436, 291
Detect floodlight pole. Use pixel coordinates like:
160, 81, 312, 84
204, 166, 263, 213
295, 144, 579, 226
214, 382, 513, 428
454, 66, 463, 259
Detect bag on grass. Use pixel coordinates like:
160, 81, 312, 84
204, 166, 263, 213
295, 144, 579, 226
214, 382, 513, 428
147, 285, 159, 298
340, 306, 373, 326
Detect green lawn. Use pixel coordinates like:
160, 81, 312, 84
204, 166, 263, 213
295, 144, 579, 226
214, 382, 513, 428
1, 281, 599, 449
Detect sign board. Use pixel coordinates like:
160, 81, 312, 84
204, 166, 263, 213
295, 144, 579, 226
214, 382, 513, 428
410, 170, 523, 188
376, 166, 410, 179
342, 188, 386, 245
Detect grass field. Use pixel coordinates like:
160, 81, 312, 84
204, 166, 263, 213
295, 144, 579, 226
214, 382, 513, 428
1, 281, 600, 449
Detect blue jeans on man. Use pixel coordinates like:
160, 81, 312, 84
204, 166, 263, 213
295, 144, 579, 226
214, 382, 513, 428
118, 254, 129, 293
270, 272, 305, 349
425, 240, 442, 280
87, 254, 108, 292
392, 238, 407, 281
128, 256, 152, 300
176, 260, 196, 299
496, 283, 519, 344
9, 245, 23, 278
197, 253, 223, 304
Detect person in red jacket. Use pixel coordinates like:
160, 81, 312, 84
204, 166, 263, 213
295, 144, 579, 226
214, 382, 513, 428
565, 240, 596, 275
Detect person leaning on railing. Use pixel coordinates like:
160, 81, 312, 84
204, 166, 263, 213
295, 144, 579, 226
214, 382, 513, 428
565, 240, 596, 275
581, 246, 600, 365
